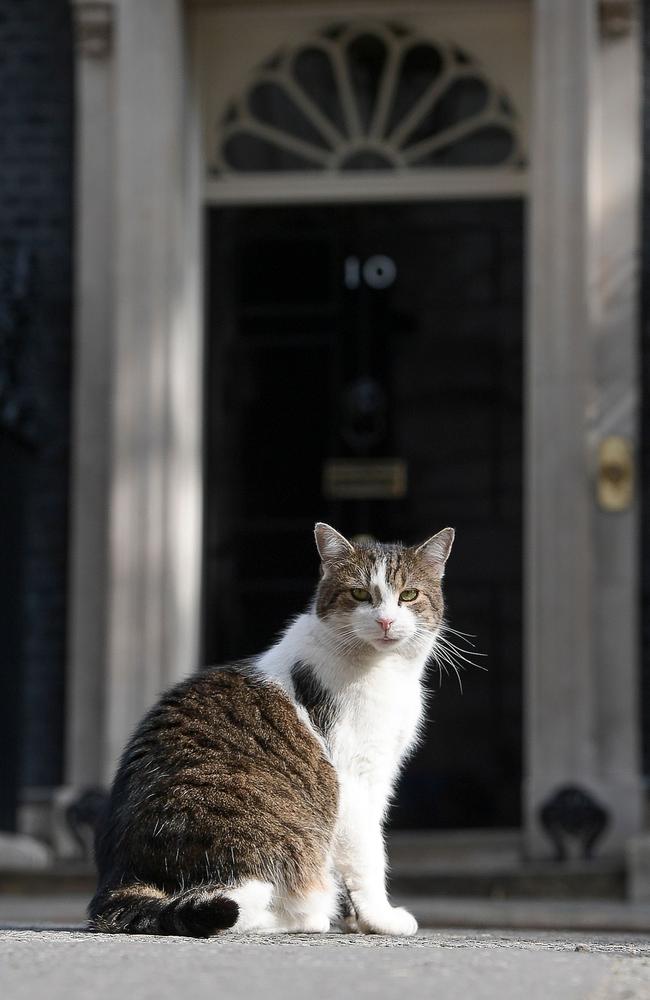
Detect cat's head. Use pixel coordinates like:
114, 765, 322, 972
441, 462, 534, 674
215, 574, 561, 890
313, 523, 454, 655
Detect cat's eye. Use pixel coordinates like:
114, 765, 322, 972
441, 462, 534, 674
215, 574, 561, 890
400, 589, 419, 602
350, 588, 371, 602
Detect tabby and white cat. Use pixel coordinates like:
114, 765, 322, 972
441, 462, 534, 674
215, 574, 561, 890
89, 522, 454, 937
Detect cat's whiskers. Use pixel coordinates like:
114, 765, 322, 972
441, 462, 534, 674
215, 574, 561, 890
402, 621, 484, 693
437, 623, 480, 648
437, 622, 486, 655
323, 621, 375, 659
436, 636, 487, 670
325, 625, 364, 657
432, 647, 463, 690
436, 631, 487, 671
433, 644, 464, 692
428, 627, 488, 694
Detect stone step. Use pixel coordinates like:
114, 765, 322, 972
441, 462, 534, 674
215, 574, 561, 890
0, 829, 628, 901
387, 830, 625, 899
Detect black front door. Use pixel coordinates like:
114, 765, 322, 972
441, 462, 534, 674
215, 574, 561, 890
204, 200, 523, 828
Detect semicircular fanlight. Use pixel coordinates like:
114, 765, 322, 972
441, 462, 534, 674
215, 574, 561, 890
211, 20, 524, 174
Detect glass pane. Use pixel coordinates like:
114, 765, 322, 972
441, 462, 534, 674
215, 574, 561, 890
385, 44, 443, 138
340, 150, 394, 170
346, 33, 387, 132
222, 132, 321, 171
411, 125, 515, 167
249, 82, 330, 149
403, 77, 489, 148
294, 47, 347, 135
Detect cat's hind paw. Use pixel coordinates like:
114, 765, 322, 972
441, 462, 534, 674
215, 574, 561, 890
340, 912, 358, 934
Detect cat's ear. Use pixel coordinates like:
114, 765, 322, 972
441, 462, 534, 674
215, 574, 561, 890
414, 527, 455, 578
314, 522, 354, 566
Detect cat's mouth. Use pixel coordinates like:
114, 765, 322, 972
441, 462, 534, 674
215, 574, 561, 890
371, 634, 404, 649
356, 628, 410, 650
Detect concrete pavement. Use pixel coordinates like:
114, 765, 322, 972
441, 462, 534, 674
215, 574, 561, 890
1, 927, 650, 1000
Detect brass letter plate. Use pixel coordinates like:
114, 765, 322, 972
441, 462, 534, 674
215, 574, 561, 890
322, 458, 407, 500
597, 435, 633, 512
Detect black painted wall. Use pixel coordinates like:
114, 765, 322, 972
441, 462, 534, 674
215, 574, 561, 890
0, 0, 73, 812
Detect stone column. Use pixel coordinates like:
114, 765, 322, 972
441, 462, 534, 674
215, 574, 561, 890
66, 0, 115, 793
590, 0, 643, 853
105, 0, 203, 784
525, 0, 643, 856
64, 0, 202, 823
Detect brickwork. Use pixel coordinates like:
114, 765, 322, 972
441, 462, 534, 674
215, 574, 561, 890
0, 0, 73, 789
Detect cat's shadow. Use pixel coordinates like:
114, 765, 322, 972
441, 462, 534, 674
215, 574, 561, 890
0, 923, 89, 933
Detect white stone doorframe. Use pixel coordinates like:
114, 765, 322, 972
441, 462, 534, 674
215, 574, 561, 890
62, 0, 643, 857
524, 0, 643, 856
65, 0, 203, 819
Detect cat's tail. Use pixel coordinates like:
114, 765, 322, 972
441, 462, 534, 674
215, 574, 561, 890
88, 883, 239, 937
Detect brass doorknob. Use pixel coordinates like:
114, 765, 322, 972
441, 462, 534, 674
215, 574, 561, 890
597, 436, 633, 512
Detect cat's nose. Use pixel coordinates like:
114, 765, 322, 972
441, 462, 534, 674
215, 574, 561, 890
376, 617, 394, 633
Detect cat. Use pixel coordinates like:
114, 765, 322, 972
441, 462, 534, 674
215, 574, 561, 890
88, 521, 454, 937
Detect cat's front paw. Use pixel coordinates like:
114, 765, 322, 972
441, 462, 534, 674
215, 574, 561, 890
298, 913, 331, 933
357, 905, 418, 936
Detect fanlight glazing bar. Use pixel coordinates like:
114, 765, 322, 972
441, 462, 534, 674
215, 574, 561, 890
204, 168, 528, 205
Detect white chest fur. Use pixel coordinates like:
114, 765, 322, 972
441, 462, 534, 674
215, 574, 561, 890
328, 663, 423, 803
257, 613, 428, 808
256, 608, 435, 936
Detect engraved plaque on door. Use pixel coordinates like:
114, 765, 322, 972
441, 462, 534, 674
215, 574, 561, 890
322, 458, 407, 500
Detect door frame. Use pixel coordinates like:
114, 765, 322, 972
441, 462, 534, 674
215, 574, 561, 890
63, 0, 643, 859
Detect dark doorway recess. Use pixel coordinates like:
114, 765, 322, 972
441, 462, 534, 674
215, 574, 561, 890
0, 434, 29, 830
203, 200, 524, 829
